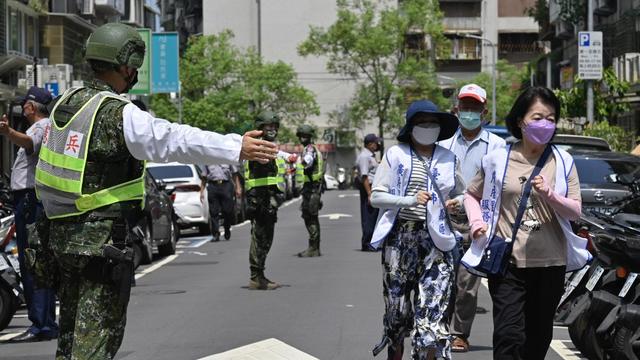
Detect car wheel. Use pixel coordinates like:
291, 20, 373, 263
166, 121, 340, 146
158, 219, 178, 256
198, 219, 213, 236
132, 242, 143, 269
140, 222, 153, 265
0, 286, 17, 332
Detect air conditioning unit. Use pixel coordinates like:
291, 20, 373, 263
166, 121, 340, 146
594, 0, 616, 16
555, 21, 574, 40
123, 0, 144, 27
82, 0, 95, 16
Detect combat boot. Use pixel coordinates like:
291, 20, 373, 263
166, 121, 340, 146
297, 248, 321, 257
248, 275, 281, 290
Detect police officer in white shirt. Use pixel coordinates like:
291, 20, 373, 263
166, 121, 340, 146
355, 133, 381, 251
0, 86, 59, 342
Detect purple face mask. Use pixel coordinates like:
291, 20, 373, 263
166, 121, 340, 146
522, 119, 556, 145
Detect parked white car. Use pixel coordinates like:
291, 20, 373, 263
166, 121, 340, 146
146, 162, 212, 235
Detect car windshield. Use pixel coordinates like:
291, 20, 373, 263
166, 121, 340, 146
574, 158, 640, 184
147, 165, 194, 180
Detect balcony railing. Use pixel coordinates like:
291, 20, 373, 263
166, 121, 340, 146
443, 17, 482, 32
437, 45, 481, 60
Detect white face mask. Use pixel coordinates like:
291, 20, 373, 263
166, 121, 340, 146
411, 123, 440, 145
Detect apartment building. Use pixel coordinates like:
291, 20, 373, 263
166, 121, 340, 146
437, 0, 540, 89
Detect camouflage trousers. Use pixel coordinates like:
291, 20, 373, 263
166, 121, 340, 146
53, 252, 127, 360
301, 185, 322, 249
382, 221, 454, 360
249, 218, 276, 279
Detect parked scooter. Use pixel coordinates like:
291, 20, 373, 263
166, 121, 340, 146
559, 172, 640, 360
336, 167, 347, 190
0, 213, 23, 332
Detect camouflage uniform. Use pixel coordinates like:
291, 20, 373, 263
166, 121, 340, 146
298, 144, 323, 257
43, 81, 144, 359
382, 221, 454, 360
245, 160, 285, 289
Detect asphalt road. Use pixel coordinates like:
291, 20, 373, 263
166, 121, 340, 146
0, 190, 585, 360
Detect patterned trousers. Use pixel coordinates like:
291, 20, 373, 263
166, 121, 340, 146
381, 221, 455, 359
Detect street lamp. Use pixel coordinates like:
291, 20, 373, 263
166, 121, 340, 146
463, 34, 497, 125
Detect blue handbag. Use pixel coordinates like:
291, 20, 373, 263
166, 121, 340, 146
475, 145, 552, 276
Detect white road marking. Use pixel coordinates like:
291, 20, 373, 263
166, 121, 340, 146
231, 220, 249, 228
319, 213, 353, 220
189, 251, 207, 256
135, 254, 178, 280
338, 194, 359, 198
550, 340, 587, 359
281, 197, 302, 208
197, 338, 319, 360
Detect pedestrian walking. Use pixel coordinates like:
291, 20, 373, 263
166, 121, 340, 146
461, 87, 591, 360
437, 84, 506, 352
356, 133, 381, 251
295, 124, 324, 257
32, 22, 277, 360
370, 99, 465, 360
245, 111, 294, 290
0, 86, 59, 342
201, 164, 242, 242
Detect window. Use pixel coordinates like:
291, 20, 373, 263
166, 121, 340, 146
9, 7, 22, 52
7, 6, 38, 57
147, 165, 194, 180
574, 159, 640, 185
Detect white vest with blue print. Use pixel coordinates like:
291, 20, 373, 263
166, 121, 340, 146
460, 144, 592, 272
370, 143, 458, 251
437, 128, 506, 155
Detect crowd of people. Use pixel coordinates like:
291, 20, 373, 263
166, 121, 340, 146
0, 20, 605, 360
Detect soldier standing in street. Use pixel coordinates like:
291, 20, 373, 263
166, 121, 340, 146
245, 112, 294, 290
0, 87, 59, 342
295, 125, 324, 257
201, 164, 242, 242
33, 23, 277, 360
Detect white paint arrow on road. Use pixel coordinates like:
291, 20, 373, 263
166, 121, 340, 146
338, 193, 359, 198
319, 213, 353, 220
197, 338, 319, 360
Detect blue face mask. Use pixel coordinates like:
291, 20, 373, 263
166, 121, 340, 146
458, 111, 482, 130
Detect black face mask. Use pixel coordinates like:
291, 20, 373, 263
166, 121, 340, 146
300, 136, 311, 146
263, 129, 278, 141
121, 69, 139, 94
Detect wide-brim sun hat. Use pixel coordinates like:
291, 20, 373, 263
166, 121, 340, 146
397, 99, 458, 143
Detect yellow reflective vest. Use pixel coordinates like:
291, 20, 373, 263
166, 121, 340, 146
244, 157, 286, 193
35, 88, 145, 219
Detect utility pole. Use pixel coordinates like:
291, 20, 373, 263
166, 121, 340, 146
464, 34, 497, 125
587, 0, 594, 124
256, 0, 262, 56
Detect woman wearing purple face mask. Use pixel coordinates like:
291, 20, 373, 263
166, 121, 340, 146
460, 87, 589, 360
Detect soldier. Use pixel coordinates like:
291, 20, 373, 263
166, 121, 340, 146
245, 111, 294, 290
33, 23, 277, 359
294, 124, 324, 257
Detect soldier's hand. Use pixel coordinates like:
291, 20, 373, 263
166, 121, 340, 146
0, 114, 10, 135
240, 130, 278, 164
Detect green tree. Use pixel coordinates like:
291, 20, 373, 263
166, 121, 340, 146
152, 31, 319, 142
554, 67, 630, 121
298, 0, 447, 146
457, 60, 528, 124
582, 120, 638, 152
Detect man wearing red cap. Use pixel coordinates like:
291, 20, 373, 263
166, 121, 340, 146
438, 83, 506, 352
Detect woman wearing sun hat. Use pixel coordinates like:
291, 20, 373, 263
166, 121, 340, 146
370, 99, 464, 360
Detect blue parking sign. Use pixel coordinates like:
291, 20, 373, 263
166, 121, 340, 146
580, 33, 590, 46
45, 82, 59, 97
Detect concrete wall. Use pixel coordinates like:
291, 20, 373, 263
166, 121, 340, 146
203, 0, 368, 170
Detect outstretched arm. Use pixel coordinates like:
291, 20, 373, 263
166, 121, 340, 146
122, 104, 277, 165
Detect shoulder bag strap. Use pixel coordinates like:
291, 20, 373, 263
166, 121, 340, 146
510, 145, 553, 240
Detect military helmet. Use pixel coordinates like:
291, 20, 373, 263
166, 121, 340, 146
84, 23, 146, 68
296, 124, 315, 137
255, 111, 280, 129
